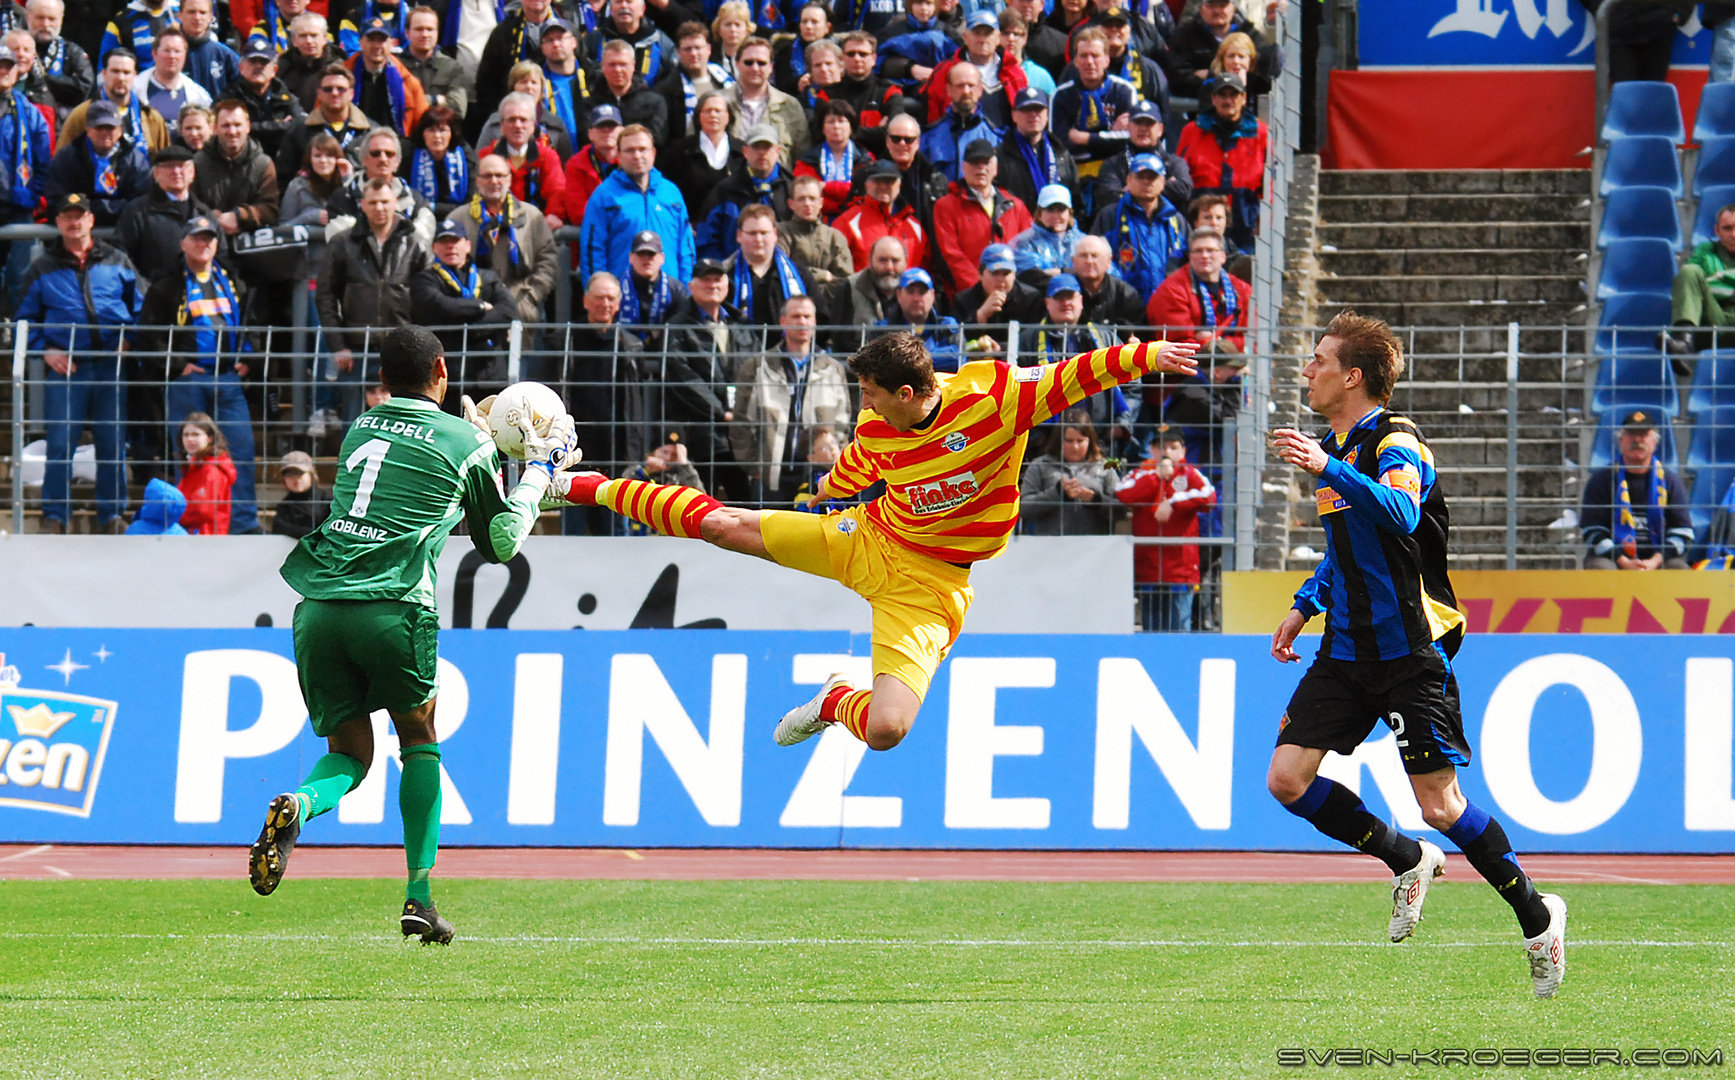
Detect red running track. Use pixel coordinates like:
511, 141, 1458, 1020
2, 846, 1734, 884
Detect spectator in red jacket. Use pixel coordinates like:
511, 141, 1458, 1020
833, 158, 928, 272
479, 92, 566, 220
1175, 72, 1267, 251
931, 139, 1034, 297
1146, 227, 1252, 354
1115, 427, 1216, 631
557, 104, 623, 230
176, 411, 236, 536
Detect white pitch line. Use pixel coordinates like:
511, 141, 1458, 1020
0, 844, 53, 864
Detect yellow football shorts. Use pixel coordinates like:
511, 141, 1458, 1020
760, 504, 974, 700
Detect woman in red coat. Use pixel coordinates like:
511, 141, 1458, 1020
1175, 72, 1268, 251
177, 412, 237, 537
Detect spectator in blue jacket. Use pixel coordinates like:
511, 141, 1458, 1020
1089, 152, 1187, 300
44, 101, 152, 227
20, 193, 143, 534
876, 0, 957, 92
178, 0, 241, 99
874, 267, 963, 373
578, 123, 695, 288
0, 41, 52, 314
1012, 183, 1085, 287
920, 62, 1003, 184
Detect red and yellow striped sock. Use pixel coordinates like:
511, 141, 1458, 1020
597, 478, 723, 539
823, 685, 873, 743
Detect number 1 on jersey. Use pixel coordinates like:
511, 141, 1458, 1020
346, 438, 391, 518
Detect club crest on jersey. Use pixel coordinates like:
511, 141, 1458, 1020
836, 517, 857, 534
0, 655, 119, 818
907, 471, 979, 515
942, 431, 969, 453
1343, 448, 1359, 466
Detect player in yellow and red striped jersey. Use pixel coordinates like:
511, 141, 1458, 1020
548, 332, 1199, 751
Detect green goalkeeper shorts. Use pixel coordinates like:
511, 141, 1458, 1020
292, 599, 441, 737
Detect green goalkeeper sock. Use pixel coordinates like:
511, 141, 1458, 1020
293, 753, 367, 822
399, 742, 442, 907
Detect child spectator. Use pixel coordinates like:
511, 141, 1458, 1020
176, 411, 236, 535
270, 450, 329, 538
126, 477, 191, 535
1115, 427, 1216, 631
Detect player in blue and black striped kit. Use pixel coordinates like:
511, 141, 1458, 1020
1267, 311, 1569, 998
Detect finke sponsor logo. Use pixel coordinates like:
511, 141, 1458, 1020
0, 654, 119, 818
906, 472, 979, 515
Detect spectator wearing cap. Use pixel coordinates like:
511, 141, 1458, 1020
695, 122, 791, 262
63, 48, 170, 160
557, 103, 625, 226
326, 125, 436, 242
652, 21, 733, 140
1175, 71, 1266, 250
1070, 233, 1145, 330
995, 86, 1080, 217
401, 104, 473, 220
135, 27, 214, 133
778, 172, 852, 288
474, 0, 569, 142
409, 217, 517, 396
586, 37, 671, 147
179, 0, 240, 98
952, 240, 1043, 329
723, 202, 814, 326
585, 0, 676, 87
336, 0, 412, 55
618, 228, 689, 350
833, 157, 929, 274
400, 6, 466, 121
794, 98, 872, 222
538, 18, 587, 140
99, 0, 180, 71
275, 12, 346, 111
1020, 272, 1129, 430
117, 142, 221, 282
0, 42, 50, 312
21, 193, 143, 534
193, 99, 283, 236
221, 35, 305, 161
316, 175, 434, 425
580, 122, 695, 285
1091, 97, 1191, 221
1580, 408, 1695, 570
274, 62, 372, 182
478, 90, 567, 219
850, 112, 948, 239
1051, 29, 1136, 182
875, 0, 955, 94
22, 0, 96, 117
1061, 5, 1167, 121
445, 152, 558, 322
1011, 183, 1083, 285
664, 256, 752, 500
732, 292, 852, 507
139, 212, 262, 533
1090, 151, 1186, 299
875, 267, 963, 373
920, 61, 1005, 185
346, 16, 429, 137
932, 138, 1034, 298
1146, 226, 1250, 356
45, 99, 151, 226
723, 37, 805, 169
270, 450, 330, 538
923, 10, 1027, 126
1168, 0, 1280, 101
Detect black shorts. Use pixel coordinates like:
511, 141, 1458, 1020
1278, 644, 1470, 774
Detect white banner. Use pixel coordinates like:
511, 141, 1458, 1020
0, 534, 1132, 633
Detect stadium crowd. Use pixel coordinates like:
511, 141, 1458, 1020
9, 0, 1282, 622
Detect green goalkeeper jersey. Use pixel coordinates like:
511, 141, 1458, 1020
281, 396, 542, 607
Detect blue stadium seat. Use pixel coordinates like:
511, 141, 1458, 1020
1694, 137, 1735, 196
1595, 292, 1673, 352
1689, 461, 1735, 536
1692, 184, 1735, 246
1688, 352, 1735, 414
1596, 238, 1677, 299
1600, 136, 1682, 197
1695, 82, 1735, 141
1599, 186, 1683, 251
1592, 351, 1681, 416
1688, 405, 1735, 467
1588, 408, 1679, 468
1601, 81, 1685, 143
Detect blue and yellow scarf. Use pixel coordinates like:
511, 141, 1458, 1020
1613, 455, 1667, 558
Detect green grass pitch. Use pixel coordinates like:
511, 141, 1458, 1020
2, 878, 1731, 1079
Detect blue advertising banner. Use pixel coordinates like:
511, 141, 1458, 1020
0, 629, 1731, 852
1362, 1, 1708, 69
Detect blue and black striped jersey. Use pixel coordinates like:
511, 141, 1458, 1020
1293, 408, 1465, 662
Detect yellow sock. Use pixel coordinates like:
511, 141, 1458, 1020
826, 687, 873, 743
598, 478, 722, 539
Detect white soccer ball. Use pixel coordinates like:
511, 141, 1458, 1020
487, 381, 567, 460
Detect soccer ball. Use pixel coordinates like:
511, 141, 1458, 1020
487, 381, 567, 460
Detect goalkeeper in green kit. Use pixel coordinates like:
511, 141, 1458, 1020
249, 326, 576, 943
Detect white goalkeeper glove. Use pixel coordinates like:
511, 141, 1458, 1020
519, 411, 580, 483
461, 394, 497, 439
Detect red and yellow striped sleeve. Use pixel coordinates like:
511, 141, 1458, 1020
1000, 342, 1169, 433
825, 420, 883, 497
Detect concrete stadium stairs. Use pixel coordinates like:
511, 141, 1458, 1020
1300, 169, 1592, 569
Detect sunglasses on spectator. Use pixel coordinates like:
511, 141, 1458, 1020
886, 133, 918, 144
368, 147, 398, 157
320, 84, 349, 93
844, 50, 873, 57
738, 57, 769, 66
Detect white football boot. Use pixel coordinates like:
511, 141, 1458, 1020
1388, 840, 1447, 942
774, 674, 851, 746
1524, 893, 1568, 998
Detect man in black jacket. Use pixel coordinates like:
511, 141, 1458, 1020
1091, 99, 1190, 218
663, 257, 750, 500
221, 38, 304, 161
1071, 234, 1148, 331
995, 88, 1080, 216
24, 0, 95, 115
564, 269, 652, 495
43, 99, 150, 225
116, 143, 219, 282
193, 101, 281, 240
951, 241, 1043, 330
408, 219, 515, 407
1167, 0, 1281, 100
